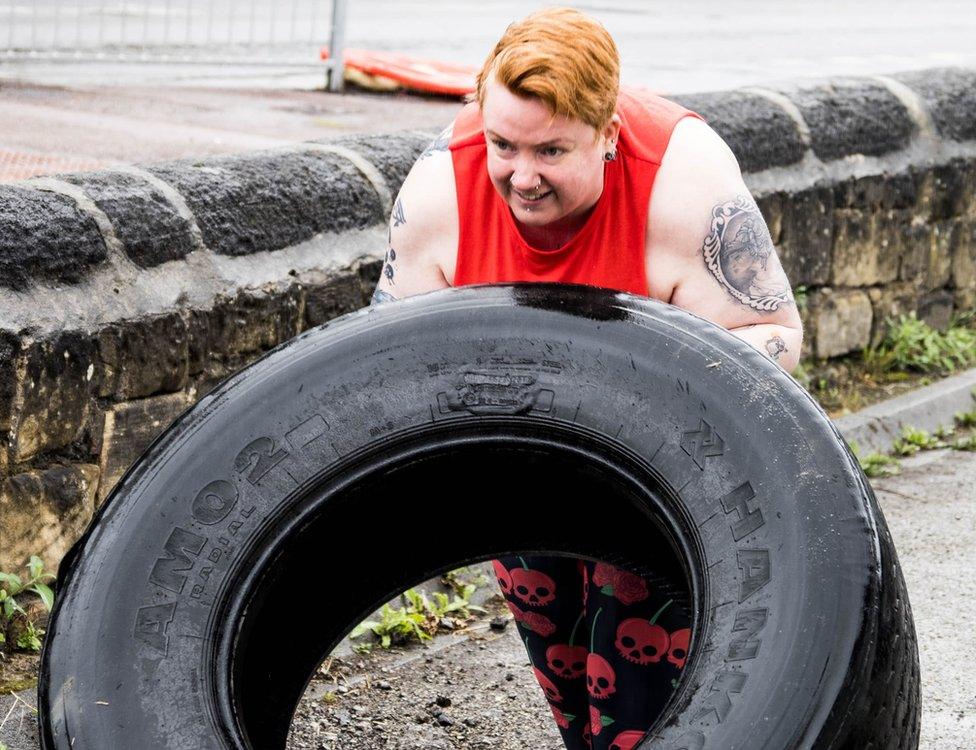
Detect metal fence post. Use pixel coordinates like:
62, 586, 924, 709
326, 0, 347, 92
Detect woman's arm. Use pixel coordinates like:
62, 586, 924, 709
647, 118, 803, 371
370, 125, 458, 305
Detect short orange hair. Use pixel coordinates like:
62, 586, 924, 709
475, 7, 620, 131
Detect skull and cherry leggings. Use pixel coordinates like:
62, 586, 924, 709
492, 555, 692, 750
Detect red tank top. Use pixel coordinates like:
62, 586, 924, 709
449, 89, 700, 295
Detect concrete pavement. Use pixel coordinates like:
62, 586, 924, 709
875, 448, 976, 749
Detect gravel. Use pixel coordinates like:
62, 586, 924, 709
285, 598, 565, 750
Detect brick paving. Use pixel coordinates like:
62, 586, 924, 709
0, 82, 460, 183
0, 147, 111, 182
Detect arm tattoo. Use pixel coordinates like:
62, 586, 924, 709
419, 124, 452, 161
392, 198, 405, 227
765, 335, 788, 361
702, 196, 792, 312
387, 197, 404, 245
370, 288, 397, 306
375, 198, 406, 305
382, 247, 397, 285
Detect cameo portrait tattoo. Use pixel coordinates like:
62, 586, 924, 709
702, 196, 792, 312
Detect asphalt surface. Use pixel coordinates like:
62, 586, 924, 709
5, 1, 976, 92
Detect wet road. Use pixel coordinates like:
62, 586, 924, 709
2, 1, 976, 93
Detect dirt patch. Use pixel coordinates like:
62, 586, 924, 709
286, 597, 565, 750
800, 359, 955, 419
0, 654, 38, 695
0, 652, 38, 697
1, 602, 47, 697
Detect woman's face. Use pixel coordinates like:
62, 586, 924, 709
481, 79, 619, 231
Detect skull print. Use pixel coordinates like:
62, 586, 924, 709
615, 618, 670, 665
511, 566, 557, 607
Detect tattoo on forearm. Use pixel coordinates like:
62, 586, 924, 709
370, 288, 397, 306
702, 196, 793, 312
765, 335, 787, 360
419, 124, 452, 161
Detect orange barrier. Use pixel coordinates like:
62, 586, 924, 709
321, 47, 477, 97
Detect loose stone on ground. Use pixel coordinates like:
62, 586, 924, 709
285, 598, 564, 750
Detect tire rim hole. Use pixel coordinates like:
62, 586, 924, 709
210, 424, 700, 749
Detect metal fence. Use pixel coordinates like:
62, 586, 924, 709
1, 0, 345, 70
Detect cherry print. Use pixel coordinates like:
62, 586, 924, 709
546, 611, 587, 678
667, 628, 691, 669
533, 667, 563, 703
614, 599, 674, 665
609, 729, 647, 750
511, 565, 557, 607
550, 705, 573, 729
491, 560, 513, 595
587, 607, 618, 699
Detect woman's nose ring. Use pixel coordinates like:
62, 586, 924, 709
510, 176, 543, 191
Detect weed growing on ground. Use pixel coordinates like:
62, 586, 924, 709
860, 452, 902, 477
851, 441, 901, 477
0, 556, 55, 653
855, 405, 976, 475
864, 314, 976, 375
349, 580, 487, 654
953, 434, 976, 451
14, 621, 43, 652
955, 409, 976, 428
948, 391, 976, 449
892, 426, 942, 456
441, 566, 489, 599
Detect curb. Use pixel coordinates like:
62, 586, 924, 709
833, 368, 976, 455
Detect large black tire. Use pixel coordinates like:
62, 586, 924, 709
39, 284, 919, 749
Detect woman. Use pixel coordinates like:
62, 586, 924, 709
372, 8, 802, 749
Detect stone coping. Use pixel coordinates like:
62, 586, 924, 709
0, 67, 974, 322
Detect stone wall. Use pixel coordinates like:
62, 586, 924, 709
1, 68, 975, 572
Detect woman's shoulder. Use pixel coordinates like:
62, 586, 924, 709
617, 87, 703, 165
448, 101, 486, 151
